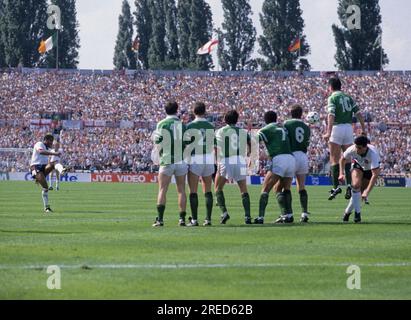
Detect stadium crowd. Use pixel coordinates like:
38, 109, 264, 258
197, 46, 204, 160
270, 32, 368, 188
0, 70, 410, 176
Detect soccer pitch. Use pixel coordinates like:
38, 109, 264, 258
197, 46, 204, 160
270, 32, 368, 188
0, 181, 410, 299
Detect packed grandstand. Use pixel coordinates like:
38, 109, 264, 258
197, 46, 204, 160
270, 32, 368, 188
1, 68, 410, 177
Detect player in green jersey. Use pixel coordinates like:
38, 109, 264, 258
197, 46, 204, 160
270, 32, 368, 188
152, 101, 188, 227
323, 77, 366, 201
215, 110, 252, 225
255, 111, 296, 224
283, 104, 311, 222
184, 102, 215, 226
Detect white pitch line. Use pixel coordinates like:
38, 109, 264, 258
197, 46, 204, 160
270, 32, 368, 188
0, 262, 410, 270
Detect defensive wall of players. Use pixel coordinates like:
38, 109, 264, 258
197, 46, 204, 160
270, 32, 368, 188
1, 171, 409, 187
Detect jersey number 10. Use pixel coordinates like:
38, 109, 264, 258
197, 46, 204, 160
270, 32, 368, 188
340, 97, 352, 112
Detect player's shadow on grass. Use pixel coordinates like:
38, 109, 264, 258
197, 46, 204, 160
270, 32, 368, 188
0, 229, 83, 234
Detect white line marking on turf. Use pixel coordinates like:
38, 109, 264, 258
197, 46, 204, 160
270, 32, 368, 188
0, 262, 410, 270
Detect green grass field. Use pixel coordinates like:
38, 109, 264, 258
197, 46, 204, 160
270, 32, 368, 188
0, 181, 410, 299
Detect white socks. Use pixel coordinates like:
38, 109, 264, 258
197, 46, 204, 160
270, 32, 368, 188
42, 189, 49, 208
345, 198, 354, 214
352, 189, 361, 213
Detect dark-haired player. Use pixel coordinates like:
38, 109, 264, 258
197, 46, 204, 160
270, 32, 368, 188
152, 101, 187, 227
284, 105, 311, 222
255, 111, 296, 224
215, 110, 252, 225
323, 77, 366, 201
339, 136, 381, 223
30, 134, 66, 213
184, 102, 215, 226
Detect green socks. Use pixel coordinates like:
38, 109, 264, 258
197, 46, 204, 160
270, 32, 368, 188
204, 192, 213, 221
284, 190, 293, 214
189, 193, 198, 220
156, 204, 165, 221
242, 193, 251, 218
259, 192, 269, 218
331, 164, 340, 189
276, 192, 287, 215
216, 190, 227, 213
299, 189, 308, 213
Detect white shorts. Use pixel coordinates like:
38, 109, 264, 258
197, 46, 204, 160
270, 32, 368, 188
189, 164, 215, 177
271, 154, 296, 178
217, 156, 247, 182
159, 163, 188, 177
293, 151, 309, 175
330, 124, 354, 145
187, 154, 215, 177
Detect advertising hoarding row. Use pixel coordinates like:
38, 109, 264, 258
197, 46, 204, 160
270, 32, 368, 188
1, 172, 409, 187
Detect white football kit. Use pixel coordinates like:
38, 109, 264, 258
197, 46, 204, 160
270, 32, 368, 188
50, 148, 63, 163
343, 144, 380, 171
30, 142, 49, 166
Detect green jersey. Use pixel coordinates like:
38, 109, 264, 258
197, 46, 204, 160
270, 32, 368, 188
215, 125, 250, 159
184, 118, 215, 156
258, 123, 292, 158
153, 115, 185, 166
284, 119, 310, 153
327, 91, 359, 125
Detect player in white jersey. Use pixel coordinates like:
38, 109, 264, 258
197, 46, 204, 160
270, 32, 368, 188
30, 134, 67, 213
338, 136, 381, 223
48, 140, 68, 191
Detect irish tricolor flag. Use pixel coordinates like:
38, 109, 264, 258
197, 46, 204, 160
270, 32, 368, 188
38, 34, 57, 54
